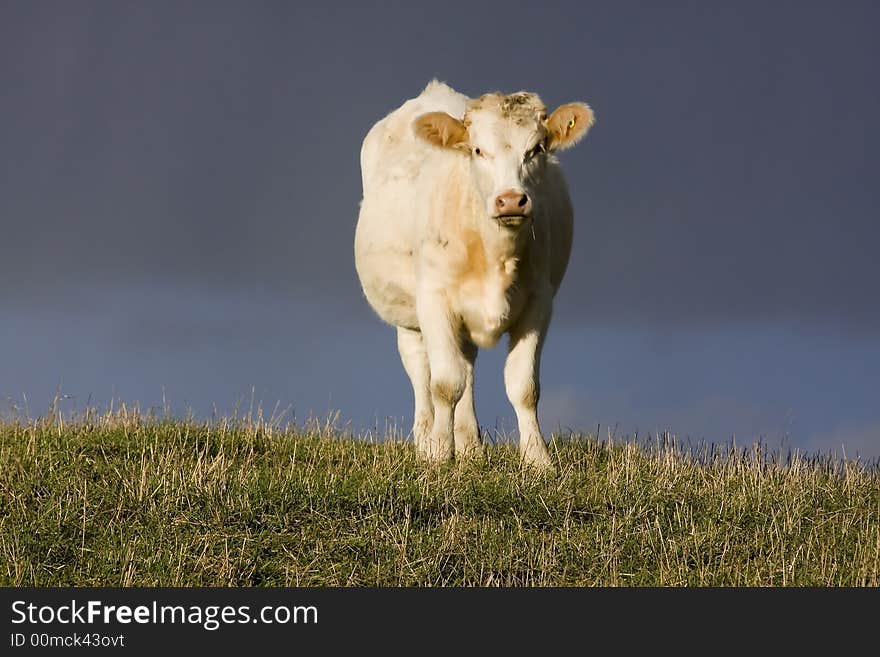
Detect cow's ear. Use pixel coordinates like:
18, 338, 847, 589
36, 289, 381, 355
413, 112, 470, 152
546, 103, 594, 152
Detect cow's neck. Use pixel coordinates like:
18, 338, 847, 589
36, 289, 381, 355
454, 192, 533, 347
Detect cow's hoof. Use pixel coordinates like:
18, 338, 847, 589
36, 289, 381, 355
419, 435, 454, 464
420, 452, 454, 466
456, 445, 486, 465
522, 453, 556, 474
454, 428, 484, 460
520, 439, 556, 473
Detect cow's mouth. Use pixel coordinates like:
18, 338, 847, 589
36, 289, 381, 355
494, 214, 531, 228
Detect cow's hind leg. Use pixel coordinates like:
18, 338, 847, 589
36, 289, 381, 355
397, 326, 433, 458
453, 341, 483, 458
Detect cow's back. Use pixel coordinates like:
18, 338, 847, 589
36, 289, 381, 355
355, 81, 469, 329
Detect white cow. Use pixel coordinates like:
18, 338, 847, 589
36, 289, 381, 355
355, 80, 594, 469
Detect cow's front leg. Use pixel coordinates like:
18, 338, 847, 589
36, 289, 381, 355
504, 286, 554, 471
417, 289, 464, 464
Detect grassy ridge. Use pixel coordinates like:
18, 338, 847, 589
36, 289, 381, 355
1, 412, 878, 586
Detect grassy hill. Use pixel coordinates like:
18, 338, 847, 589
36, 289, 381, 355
1, 410, 878, 586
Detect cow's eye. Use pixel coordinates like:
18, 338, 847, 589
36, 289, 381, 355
473, 147, 482, 157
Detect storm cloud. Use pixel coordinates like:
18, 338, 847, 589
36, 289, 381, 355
2, 2, 878, 456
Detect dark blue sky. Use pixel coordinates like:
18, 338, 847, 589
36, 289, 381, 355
2, 2, 878, 458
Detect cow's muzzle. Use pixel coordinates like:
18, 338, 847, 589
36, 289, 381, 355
493, 190, 532, 228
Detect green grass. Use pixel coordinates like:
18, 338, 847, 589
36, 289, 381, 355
1, 409, 878, 586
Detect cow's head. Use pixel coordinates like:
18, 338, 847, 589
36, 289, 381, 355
414, 91, 594, 227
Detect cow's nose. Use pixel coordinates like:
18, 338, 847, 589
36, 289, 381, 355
494, 190, 532, 216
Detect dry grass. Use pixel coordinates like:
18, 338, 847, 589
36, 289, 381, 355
1, 407, 878, 586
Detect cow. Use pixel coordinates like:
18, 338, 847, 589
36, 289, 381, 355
354, 80, 594, 469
